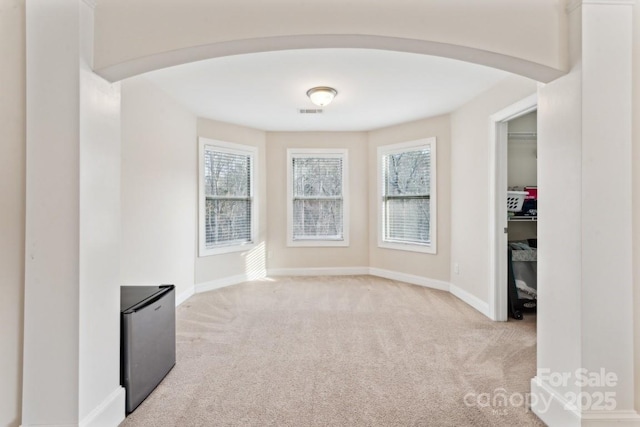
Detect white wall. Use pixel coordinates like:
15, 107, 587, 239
196, 118, 267, 286
634, 0, 640, 412
93, 0, 566, 82
507, 111, 537, 188
23, 1, 124, 425
266, 132, 369, 272
0, 1, 24, 426
368, 115, 451, 283
23, 1, 82, 422
78, 2, 123, 423
579, 0, 635, 415
536, 61, 583, 409
450, 76, 537, 302
13, 1, 640, 423
532, 3, 637, 424
121, 77, 197, 302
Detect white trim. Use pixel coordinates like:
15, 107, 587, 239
582, 0, 636, 5
200, 242, 257, 256
198, 137, 259, 257
488, 94, 537, 321
268, 266, 452, 296
268, 267, 369, 277
187, 267, 497, 322
368, 268, 449, 291
189, 267, 495, 320
94, 35, 566, 84
78, 387, 125, 427
566, 0, 636, 14
582, 411, 640, 426
449, 284, 491, 318
286, 239, 349, 248
530, 376, 581, 427
20, 424, 76, 427
176, 286, 195, 306
377, 137, 437, 255
377, 241, 435, 254
286, 148, 349, 247
528, 377, 640, 427
195, 271, 266, 294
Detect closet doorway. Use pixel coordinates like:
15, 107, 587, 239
505, 111, 538, 320
488, 94, 537, 321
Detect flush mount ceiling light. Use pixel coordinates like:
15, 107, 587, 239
306, 86, 338, 107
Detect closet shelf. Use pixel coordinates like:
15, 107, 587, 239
508, 131, 537, 141
509, 216, 537, 222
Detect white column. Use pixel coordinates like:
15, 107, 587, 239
533, 4, 584, 423
23, 1, 124, 426
533, 1, 638, 425
24, 1, 81, 423
580, 0, 636, 422
78, 1, 125, 425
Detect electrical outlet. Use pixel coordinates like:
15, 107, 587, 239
454, 263, 460, 275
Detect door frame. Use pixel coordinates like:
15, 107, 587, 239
488, 93, 538, 321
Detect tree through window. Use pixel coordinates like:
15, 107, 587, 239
199, 138, 256, 256
287, 149, 348, 246
378, 138, 436, 253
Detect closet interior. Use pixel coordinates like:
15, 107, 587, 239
506, 111, 537, 320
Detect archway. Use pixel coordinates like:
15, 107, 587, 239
95, 34, 565, 84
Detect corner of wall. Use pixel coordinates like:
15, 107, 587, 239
367, 114, 452, 284
120, 76, 198, 303
195, 119, 268, 286
632, 0, 640, 414
0, 0, 26, 425
449, 75, 537, 305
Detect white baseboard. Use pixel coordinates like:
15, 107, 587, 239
79, 386, 125, 427
20, 424, 76, 427
368, 267, 450, 291
195, 270, 266, 294
581, 411, 640, 426
197, 267, 367, 294
530, 376, 640, 426
530, 376, 580, 427
21, 424, 76, 427
267, 267, 369, 276
449, 283, 491, 318
22, 387, 125, 427
195, 267, 490, 321
176, 286, 195, 306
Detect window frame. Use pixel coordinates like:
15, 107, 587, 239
377, 138, 437, 254
198, 137, 258, 257
286, 148, 349, 247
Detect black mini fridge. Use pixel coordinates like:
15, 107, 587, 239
120, 285, 176, 414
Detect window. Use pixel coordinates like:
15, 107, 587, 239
378, 138, 436, 254
199, 138, 257, 256
287, 149, 349, 247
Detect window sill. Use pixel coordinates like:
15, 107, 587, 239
199, 242, 256, 257
378, 241, 436, 255
287, 239, 349, 248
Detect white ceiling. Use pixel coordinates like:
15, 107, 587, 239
143, 48, 510, 132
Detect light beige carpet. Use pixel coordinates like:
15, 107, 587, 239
121, 275, 543, 427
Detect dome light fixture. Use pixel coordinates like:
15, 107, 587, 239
306, 86, 338, 107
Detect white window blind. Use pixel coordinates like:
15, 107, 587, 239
290, 154, 345, 242
202, 145, 253, 250
379, 138, 436, 253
